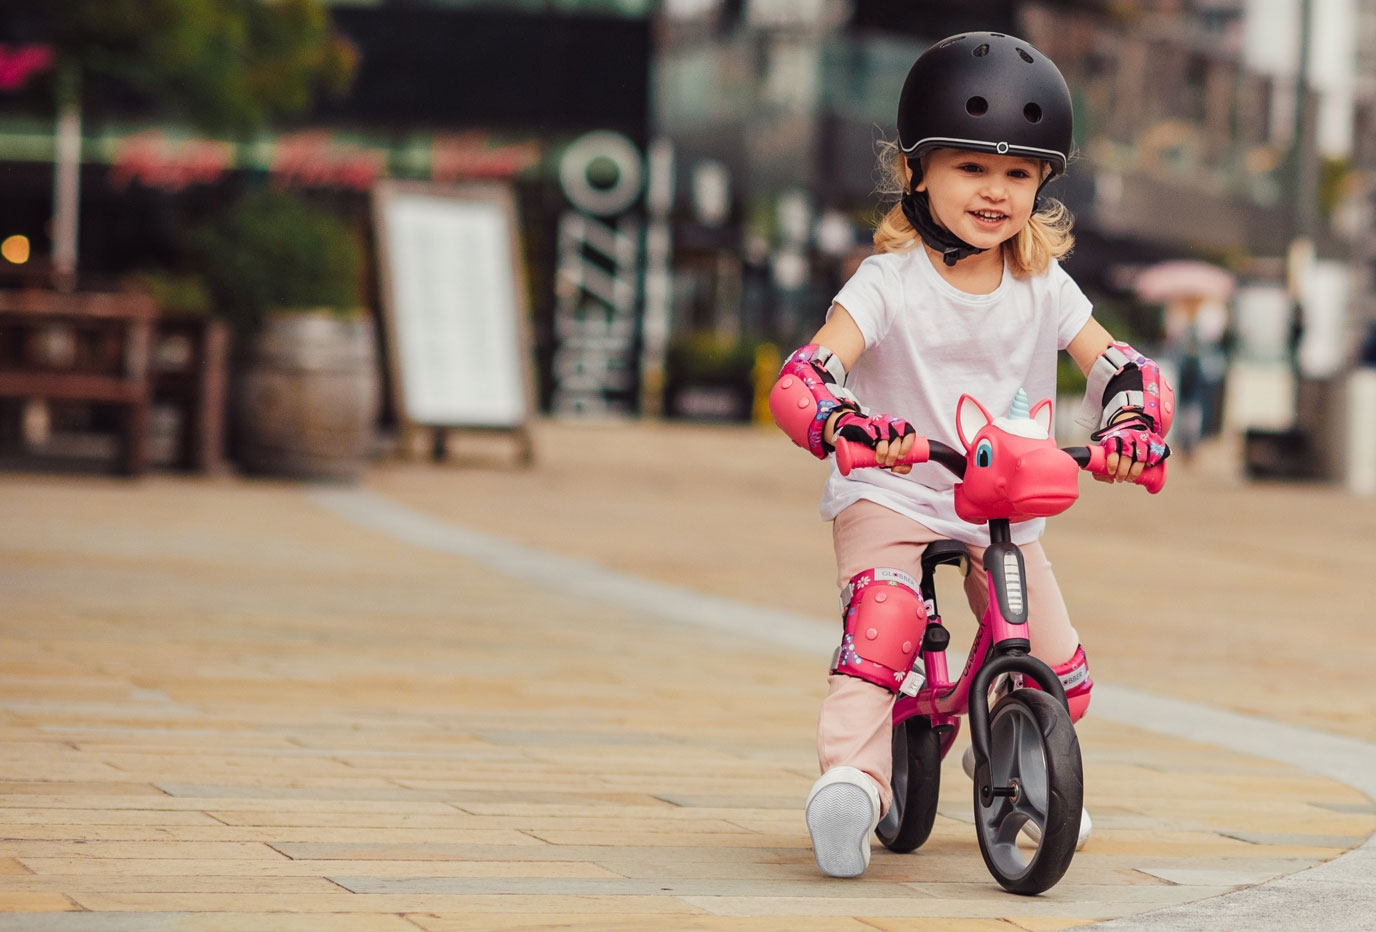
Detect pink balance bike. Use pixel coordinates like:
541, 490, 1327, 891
834, 390, 1164, 895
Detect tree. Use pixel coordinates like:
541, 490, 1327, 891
4, 0, 357, 288
11, 0, 356, 134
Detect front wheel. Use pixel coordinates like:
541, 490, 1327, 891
876, 715, 941, 852
973, 689, 1083, 895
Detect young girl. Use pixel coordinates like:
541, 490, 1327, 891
769, 32, 1173, 879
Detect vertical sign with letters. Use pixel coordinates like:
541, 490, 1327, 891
551, 130, 664, 417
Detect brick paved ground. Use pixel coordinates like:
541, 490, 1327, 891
0, 420, 1370, 930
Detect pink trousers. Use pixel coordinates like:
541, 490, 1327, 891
818, 500, 1082, 814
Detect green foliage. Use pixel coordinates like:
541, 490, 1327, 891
1319, 156, 1353, 220
194, 188, 363, 333
135, 269, 212, 316
1056, 353, 1084, 396
666, 332, 762, 384
34, 0, 356, 134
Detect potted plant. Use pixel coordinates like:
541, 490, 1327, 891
195, 188, 379, 481
664, 332, 763, 423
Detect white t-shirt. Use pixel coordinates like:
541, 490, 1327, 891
820, 248, 1094, 547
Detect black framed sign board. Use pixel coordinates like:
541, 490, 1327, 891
372, 180, 535, 465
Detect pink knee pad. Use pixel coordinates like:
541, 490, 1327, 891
831, 568, 926, 692
1019, 645, 1093, 722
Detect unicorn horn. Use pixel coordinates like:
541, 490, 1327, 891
1008, 388, 1030, 420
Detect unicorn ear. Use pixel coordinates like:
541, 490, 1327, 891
956, 394, 992, 450
1030, 397, 1054, 437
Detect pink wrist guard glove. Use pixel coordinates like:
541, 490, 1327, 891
832, 410, 916, 452
1092, 414, 1170, 468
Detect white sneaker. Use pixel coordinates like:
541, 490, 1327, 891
961, 746, 1092, 850
805, 766, 881, 878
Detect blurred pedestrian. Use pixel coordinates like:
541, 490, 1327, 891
1164, 296, 1230, 456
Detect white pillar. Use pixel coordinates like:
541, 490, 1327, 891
1346, 369, 1376, 495
51, 63, 81, 294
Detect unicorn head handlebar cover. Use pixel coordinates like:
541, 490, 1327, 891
952, 390, 1081, 524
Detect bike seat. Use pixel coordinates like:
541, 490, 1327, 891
921, 539, 970, 577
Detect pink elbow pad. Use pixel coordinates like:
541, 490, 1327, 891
769, 344, 861, 459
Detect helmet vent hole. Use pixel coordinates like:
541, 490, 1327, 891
967, 96, 989, 117
938, 35, 964, 49
972, 43, 990, 57
1018, 48, 1034, 63
1024, 102, 1043, 123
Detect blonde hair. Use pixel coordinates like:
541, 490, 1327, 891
870, 140, 1074, 277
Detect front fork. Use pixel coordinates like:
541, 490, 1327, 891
968, 528, 1069, 806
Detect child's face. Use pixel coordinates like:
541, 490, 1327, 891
915, 149, 1046, 251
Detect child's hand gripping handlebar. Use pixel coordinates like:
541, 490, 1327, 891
835, 437, 958, 477
1065, 445, 1167, 494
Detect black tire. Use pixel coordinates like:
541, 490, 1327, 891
876, 715, 942, 852
973, 689, 1083, 895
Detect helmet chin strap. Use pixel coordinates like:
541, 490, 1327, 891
900, 190, 985, 267
900, 158, 984, 267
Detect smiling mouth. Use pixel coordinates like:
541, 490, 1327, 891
970, 210, 1007, 223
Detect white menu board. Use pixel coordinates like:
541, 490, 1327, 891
373, 182, 530, 428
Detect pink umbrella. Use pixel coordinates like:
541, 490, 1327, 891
1133, 260, 1236, 303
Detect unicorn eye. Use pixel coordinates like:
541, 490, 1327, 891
975, 439, 993, 468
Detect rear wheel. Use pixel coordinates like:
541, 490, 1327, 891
876, 715, 941, 852
973, 689, 1082, 894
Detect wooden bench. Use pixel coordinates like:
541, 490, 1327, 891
0, 290, 158, 476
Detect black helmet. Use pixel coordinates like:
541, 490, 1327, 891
896, 32, 1073, 180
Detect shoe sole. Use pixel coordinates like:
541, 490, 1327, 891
805, 782, 874, 878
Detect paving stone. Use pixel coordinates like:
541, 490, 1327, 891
1218, 831, 1369, 848
1134, 865, 1291, 886
0, 913, 418, 931
71, 892, 711, 915
0, 810, 222, 827
0, 876, 342, 894
344, 875, 939, 898
0, 783, 168, 798
0, 842, 287, 861
407, 916, 878, 931
0, 892, 76, 911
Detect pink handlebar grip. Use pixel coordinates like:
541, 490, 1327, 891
1085, 445, 1167, 493
835, 437, 931, 476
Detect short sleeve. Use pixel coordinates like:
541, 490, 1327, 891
830, 255, 897, 349
1050, 261, 1094, 350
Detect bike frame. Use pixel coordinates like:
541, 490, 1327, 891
891, 517, 1068, 755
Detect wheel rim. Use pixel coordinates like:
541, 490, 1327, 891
977, 699, 1051, 878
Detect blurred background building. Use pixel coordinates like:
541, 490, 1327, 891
0, 0, 1374, 485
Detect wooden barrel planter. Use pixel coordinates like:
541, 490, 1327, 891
236, 310, 379, 481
